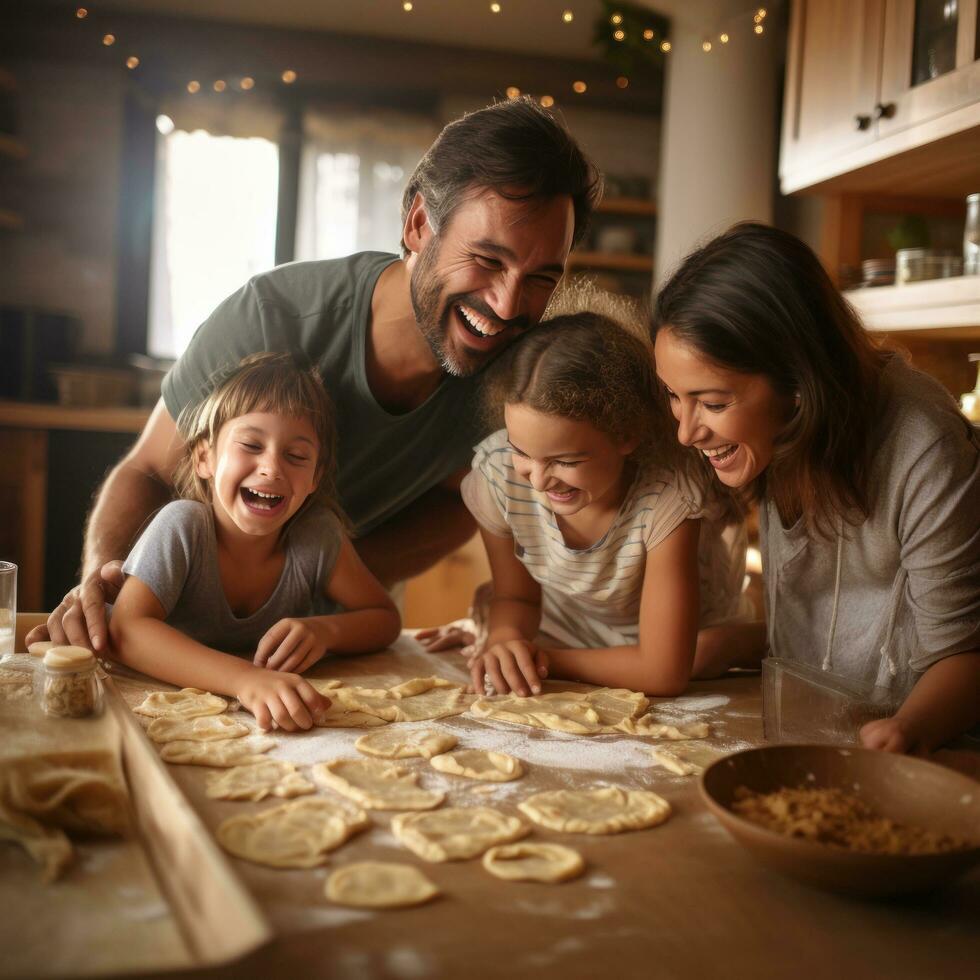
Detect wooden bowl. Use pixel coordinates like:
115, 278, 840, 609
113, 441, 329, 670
699, 744, 980, 897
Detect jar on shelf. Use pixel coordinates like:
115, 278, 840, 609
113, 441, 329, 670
40, 645, 102, 718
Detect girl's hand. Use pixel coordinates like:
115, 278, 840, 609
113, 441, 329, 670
234, 667, 329, 732
254, 618, 327, 674
859, 715, 916, 754
416, 622, 477, 652
470, 640, 548, 697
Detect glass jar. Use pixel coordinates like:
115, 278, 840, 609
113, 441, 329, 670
40, 645, 102, 718
965, 193, 980, 276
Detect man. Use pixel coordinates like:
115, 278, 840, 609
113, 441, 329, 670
31, 96, 601, 652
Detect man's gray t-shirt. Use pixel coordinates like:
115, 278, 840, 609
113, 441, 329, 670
161, 253, 486, 536
761, 356, 980, 699
122, 500, 344, 654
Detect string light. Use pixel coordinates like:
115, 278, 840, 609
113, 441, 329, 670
490, 2, 501, 12
186, 80, 200, 93
402, 1, 413, 10
613, 29, 625, 41
213, 79, 226, 92
505, 86, 521, 98
102, 34, 115, 46
540, 95, 555, 107
702, 40, 712, 52
75, 7, 88, 18
240, 77, 255, 90
125, 56, 139, 69
660, 40, 671, 52
281, 69, 297, 84
562, 10, 573, 23
572, 80, 587, 93
616, 76, 629, 89
754, 23, 764, 34
643, 29, 655, 40
610, 13, 623, 25
720, 33, 729, 43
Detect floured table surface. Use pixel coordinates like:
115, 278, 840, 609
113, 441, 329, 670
110, 636, 980, 980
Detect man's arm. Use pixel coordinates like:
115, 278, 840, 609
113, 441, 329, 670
353, 467, 477, 588
27, 398, 185, 651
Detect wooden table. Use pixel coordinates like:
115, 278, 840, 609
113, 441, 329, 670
118, 636, 979, 980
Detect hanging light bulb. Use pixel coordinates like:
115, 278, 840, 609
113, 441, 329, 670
540, 95, 555, 107
187, 80, 201, 93
490, 2, 501, 12
643, 29, 655, 40
616, 76, 629, 89
125, 56, 139, 69
720, 33, 729, 44
75, 7, 88, 18
660, 40, 671, 52
240, 77, 255, 90
610, 13, 623, 25
613, 29, 625, 41
572, 80, 587, 93
562, 10, 573, 24
403, 1, 413, 10
702, 40, 712, 52
102, 34, 115, 46
506, 86, 521, 99
754, 23, 764, 34
282, 69, 297, 84
213, 80, 226, 92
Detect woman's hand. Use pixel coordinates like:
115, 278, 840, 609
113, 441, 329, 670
254, 618, 328, 674
859, 715, 916, 754
234, 666, 329, 732
470, 639, 548, 697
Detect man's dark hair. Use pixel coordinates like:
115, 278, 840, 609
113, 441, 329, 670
400, 97, 602, 255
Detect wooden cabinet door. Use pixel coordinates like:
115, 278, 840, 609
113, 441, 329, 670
781, 0, 885, 180
879, 0, 980, 134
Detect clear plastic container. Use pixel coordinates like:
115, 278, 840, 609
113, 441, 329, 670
40, 645, 102, 718
762, 657, 901, 746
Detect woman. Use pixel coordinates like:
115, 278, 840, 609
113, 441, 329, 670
652, 222, 980, 753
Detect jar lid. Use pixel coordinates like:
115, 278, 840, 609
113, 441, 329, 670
28, 640, 57, 658
43, 645, 96, 671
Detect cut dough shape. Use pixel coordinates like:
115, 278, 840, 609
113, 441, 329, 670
649, 747, 704, 776
470, 687, 708, 739
133, 688, 227, 719
518, 787, 671, 835
313, 758, 444, 811
146, 714, 250, 743
158, 734, 277, 767
312, 701, 389, 729
430, 749, 523, 782
205, 760, 315, 801
391, 806, 529, 862
325, 861, 440, 909
482, 842, 585, 883
355, 728, 457, 760
333, 677, 473, 723
216, 797, 368, 868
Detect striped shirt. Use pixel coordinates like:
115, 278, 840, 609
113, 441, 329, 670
461, 429, 747, 649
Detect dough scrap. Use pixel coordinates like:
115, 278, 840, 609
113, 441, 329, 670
216, 797, 368, 868
206, 760, 315, 801
355, 728, 458, 760
146, 714, 250, 744
391, 806, 529, 862
0, 754, 129, 881
649, 746, 704, 776
482, 842, 585, 883
430, 749, 523, 782
133, 687, 227, 719
470, 687, 708, 739
159, 734, 277, 767
325, 861, 440, 909
310, 679, 345, 693
313, 758, 444, 811
518, 787, 671, 835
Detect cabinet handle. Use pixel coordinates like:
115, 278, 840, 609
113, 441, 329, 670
854, 114, 872, 131
874, 102, 895, 120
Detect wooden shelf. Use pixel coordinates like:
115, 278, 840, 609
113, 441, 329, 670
0, 134, 27, 161
0, 401, 151, 434
597, 196, 657, 217
568, 251, 653, 273
845, 276, 980, 333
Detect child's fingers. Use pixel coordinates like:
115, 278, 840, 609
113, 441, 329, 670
250, 700, 274, 732
267, 696, 301, 733
497, 653, 530, 697
469, 658, 485, 696
265, 628, 306, 671
485, 656, 513, 696
278, 686, 313, 731
534, 648, 549, 679
511, 645, 542, 695
296, 680, 330, 717
254, 621, 289, 667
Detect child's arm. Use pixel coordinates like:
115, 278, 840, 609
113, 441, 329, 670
860, 651, 980, 753
544, 519, 701, 697
692, 621, 768, 678
255, 537, 401, 674
470, 527, 546, 696
109, 577, 329, 731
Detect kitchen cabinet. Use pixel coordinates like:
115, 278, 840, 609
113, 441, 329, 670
781, 0, 980, 195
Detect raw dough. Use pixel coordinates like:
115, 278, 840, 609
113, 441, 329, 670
0, 667, 33, 700
309, 679, 345, 693
312, 700, 389, 729
430, 749, 523, 782
391, 806, 528, 862
519, 787, 671, 834
313, 758, 444, 811
470, 687, 709, 739
27, 640, 56, 658
133, 688, 227, 719
325, 861, 440, 909
205, 760, 315, 801
332, 677, 473, 723
482, 842, 585, 882
216, 797, 368, 868
146, 715, 249, 744
649, 747, 704, 776
355, 728, 457, 760
158, 734, 276, 767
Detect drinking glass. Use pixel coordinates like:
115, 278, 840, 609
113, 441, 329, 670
0, 562, 16, 660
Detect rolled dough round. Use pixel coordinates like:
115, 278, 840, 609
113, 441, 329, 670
158, 734, 276, 767
482, 842, 585, 882
391, 806, 529, 862
146, 714, 249, 743
429, 749, 523, 782
313, 758, 444, 811
133, 688, 227, 719
518, 787, 671, 835
325, 861, 440, 909
205, 760, 315, 801
355, 728, 458, 760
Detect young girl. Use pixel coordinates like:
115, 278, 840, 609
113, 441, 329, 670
449, 312, 762, 698
109, 352, 401, 731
